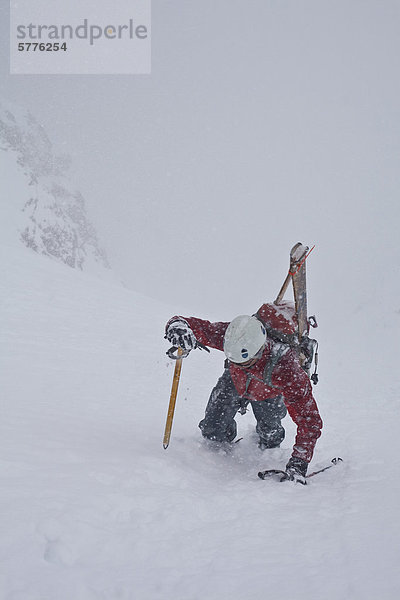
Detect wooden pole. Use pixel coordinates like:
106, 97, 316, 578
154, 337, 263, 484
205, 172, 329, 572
163, 347, 183, 449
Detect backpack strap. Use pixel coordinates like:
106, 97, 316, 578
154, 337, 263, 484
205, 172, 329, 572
238, 341, 290, 400
262, 342, 290, 387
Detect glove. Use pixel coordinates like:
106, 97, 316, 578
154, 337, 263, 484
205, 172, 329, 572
280, 456, 308, 484
165, 319, 198, 351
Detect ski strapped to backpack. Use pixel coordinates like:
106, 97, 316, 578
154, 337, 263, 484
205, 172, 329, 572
270, 242, 319, 385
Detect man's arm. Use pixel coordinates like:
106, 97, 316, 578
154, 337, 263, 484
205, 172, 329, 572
273, 350, 323, 464
165, 316, 229, 352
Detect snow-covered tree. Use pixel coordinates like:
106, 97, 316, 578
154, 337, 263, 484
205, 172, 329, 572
0, 99, 109, 271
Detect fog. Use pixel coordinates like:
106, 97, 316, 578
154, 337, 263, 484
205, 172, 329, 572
1, 6, 400, 595
1, 0, 399, 320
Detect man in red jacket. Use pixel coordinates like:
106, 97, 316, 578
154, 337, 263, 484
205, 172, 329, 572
165, 302, 322, 483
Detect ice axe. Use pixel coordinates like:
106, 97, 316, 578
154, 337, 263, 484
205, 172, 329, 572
163, 342, 209, 449
163, 346, 184, 449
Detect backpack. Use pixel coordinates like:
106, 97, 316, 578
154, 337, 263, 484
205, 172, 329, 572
255, 302, 319, 385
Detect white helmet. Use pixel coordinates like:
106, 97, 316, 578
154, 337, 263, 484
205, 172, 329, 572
223, 315, 267, 363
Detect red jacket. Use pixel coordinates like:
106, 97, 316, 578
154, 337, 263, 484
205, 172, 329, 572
168, 302, 322, 463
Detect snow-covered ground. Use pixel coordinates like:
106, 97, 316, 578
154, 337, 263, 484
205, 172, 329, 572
1, 98, 400, 599
1, 199, 400, 600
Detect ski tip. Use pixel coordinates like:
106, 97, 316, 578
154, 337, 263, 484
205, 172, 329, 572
163, 443, 169, 450
290, 242, 308, 260
291, 244, 310, 262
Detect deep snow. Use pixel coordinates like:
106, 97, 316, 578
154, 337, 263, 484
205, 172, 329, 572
1, 101, 400, 599
1, 198, 400, 599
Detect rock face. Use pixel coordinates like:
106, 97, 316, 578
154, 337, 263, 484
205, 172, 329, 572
0, 99, 109, 271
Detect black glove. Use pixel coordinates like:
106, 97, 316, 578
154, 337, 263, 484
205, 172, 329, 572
165, 319, 198, 352
280, 456, 308, 484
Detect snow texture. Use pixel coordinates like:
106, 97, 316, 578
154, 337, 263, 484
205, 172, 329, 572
1, 128, 400, 600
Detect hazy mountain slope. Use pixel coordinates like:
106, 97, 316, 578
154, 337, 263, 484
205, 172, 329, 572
0, 98, 109, 273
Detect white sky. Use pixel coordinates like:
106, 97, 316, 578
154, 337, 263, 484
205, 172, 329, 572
1, 0, 399, 319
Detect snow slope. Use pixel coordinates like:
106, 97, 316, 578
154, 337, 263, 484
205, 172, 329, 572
1, 147, 400, 599
1, 234, 400, 600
